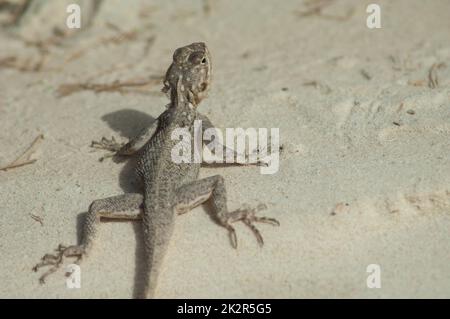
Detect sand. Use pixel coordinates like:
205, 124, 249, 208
0, 0, 449, 298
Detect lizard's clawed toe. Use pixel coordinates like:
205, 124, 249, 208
91, 136, 124, 153
227, 225, 238, 249
33, 244, 85, 283
91, 136, 125, 161
227, 205, 279, 248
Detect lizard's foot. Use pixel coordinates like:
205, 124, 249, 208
225, 204, 280, 248
91, 136, 124, 153
91, 136, 125, 162
33, 244, 85, 284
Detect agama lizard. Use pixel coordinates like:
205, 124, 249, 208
33, 42, 279, 298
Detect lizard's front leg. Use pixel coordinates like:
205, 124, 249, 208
33, 193, 144, 283
198, 113, 269, 167
91, 116, 161, 157
173, 175, 279, 248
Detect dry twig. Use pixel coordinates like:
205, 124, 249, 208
295, 0, 354, 21
30, 213, 44, 226
428, 62, 446, 89
0, 134, 44, 171
57, 76, 163, 97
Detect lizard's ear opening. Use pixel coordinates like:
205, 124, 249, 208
199, 82, 208, 92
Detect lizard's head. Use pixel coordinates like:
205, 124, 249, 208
163, 42, 212, 106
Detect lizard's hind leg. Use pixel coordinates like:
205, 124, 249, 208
173, 175, 279, 249
33, 193, 144, 284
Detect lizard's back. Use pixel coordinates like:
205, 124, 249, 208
136, 107, 201, 204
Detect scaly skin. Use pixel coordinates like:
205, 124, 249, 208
33, 43, 279, 298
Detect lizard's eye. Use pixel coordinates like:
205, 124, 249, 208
188, 52, 205, 64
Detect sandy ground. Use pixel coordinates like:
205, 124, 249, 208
0, 0, 449, 298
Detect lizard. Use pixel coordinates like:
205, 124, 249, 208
33, 42, 279, 298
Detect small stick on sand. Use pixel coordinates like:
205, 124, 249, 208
0, 134, 44, 172
295, 0, 334, 17
30, 213, 44, 226
57, 77, 163, 97
303, 80, 332, 94
295, 0, 354, 21
360, 69, 372, 80
428, 62, 446, 89
303, 80, 319, 88
203, 0, 212, 16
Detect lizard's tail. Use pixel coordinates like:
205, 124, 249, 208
141, 206, 175, 299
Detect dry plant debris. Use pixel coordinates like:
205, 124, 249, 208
0, 134, 44, 171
